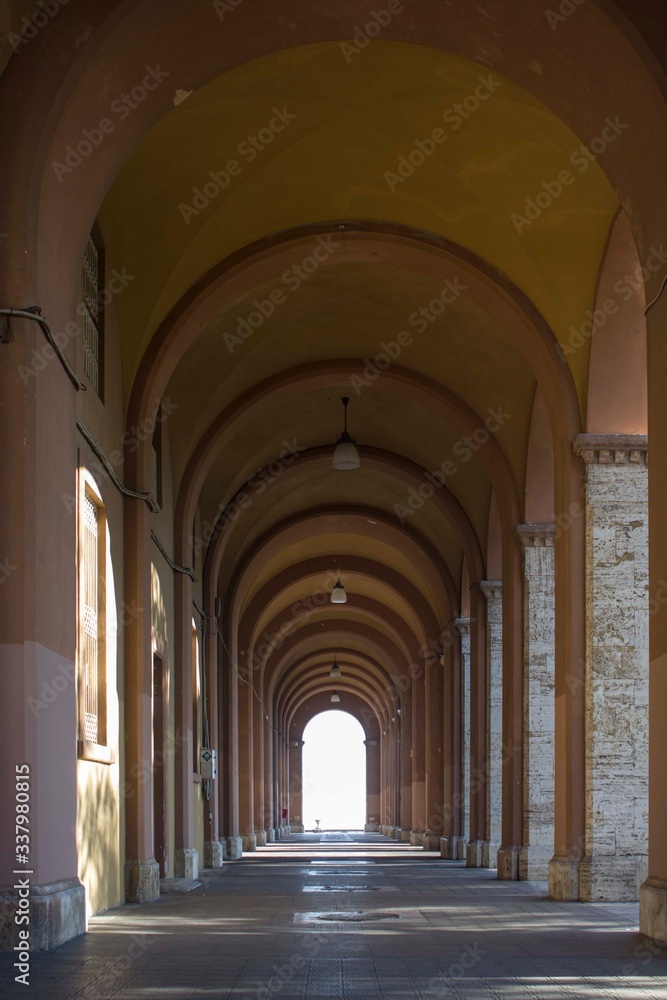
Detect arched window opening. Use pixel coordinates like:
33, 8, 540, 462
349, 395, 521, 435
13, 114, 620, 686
302, 711, 366, 831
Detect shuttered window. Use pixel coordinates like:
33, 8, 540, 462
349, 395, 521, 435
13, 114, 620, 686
82, 230, 104, 398
82, 494, 100, 744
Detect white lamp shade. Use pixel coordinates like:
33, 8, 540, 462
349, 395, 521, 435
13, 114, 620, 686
330, 664, 341, 679
331, 580, 347, 603
332, 440, 360, 470
331, 691, 341, 703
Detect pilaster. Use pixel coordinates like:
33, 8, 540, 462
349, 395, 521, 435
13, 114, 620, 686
480, 582, 502, 869
455, 617, 471, 861
516, 524, 555, 881
574, 434, 648, 901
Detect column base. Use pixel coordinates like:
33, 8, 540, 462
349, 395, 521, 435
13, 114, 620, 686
268, 828, 276, 842
291, 824, 305, 833
440, 835, 457, 859
482, 841, 501, 869
204, 839, 225, 868
255, 829, 268, 845
548, 855, 581, 900
409, 829, 425, 846
579, 855, 647, 901
519, 845, 551, 881
440, 836, 452, 859
364, 823, 379, 832
497, 846, 520, 880
398, 828, 412, 842
466, 840, 486, 867
241, 833, 257, 852
422, 833, 441, 851
174, 847, 199, 879
0, 876, 86, 953
225, 836, 243, 860
640, 877, 667, 943
125, 859, 160, 903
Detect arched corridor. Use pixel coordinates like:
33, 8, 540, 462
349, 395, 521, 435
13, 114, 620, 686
1, 0, 667, 987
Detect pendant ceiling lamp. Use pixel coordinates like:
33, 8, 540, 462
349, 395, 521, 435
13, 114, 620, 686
329, 656, 341, 679
331, 691, 341, 703
331, 577, 347, 603
332, 396, 360, 470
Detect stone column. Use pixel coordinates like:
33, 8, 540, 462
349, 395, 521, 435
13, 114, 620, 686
238, 670, 256, 853
410, 668, 427, 845
642, 287, 667, 942
516, 525, 555, 881
443, 618, 471, 860
575, 435, 648, 900
364, 739, 380, 830
288, 740, 305, 832
423, 653, 445, 850
398, 690, 413, 840
253, 695, 267, 845
480, 582, 502, 868
466, 585, 489, 867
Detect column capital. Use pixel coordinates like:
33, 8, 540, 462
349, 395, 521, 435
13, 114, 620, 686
454, 616, 471, 636
480, 579, 502, 601
288, 739, 304, 750
515, 523, 555, 548
573, 433, 647, 466
364, 739, 380, 748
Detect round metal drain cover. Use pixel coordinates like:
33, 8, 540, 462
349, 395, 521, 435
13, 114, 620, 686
317, 910, 399, 921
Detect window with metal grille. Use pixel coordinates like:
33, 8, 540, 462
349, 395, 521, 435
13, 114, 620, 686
82, 494, 100, 744
82, 230, 104, 399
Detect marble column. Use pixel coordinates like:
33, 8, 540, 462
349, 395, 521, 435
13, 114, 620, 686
575, 435, 648, 901
480, 582, 502, 868
364, 739, 381, 831
442, 618, 470, 860
288, 740, 305, 832
423, 655, 445, 850
516, 525, 555, 881
410, 668, 427, 845
642, 283, 667, 941
398, 692, 413, 840
466, 585, 489, 867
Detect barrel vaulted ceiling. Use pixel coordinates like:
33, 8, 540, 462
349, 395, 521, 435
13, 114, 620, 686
81, 26, 628, 709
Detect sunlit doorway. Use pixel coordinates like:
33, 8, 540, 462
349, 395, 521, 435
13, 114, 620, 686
302, 711, 366, 831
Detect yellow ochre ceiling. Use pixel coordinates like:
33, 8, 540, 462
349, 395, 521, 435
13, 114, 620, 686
100, 41, 618, 408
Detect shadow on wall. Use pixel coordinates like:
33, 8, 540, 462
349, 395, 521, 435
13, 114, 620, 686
77, 767, 121, 916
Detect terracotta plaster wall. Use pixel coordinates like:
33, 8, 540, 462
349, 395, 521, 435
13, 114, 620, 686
74, 236, 127, 916
150, 420, 176, 879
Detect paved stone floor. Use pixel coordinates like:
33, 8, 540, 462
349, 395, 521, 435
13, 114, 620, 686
2, 833, 667, 998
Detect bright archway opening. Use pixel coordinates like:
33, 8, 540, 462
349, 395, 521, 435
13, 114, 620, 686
302, 711, 366, 831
